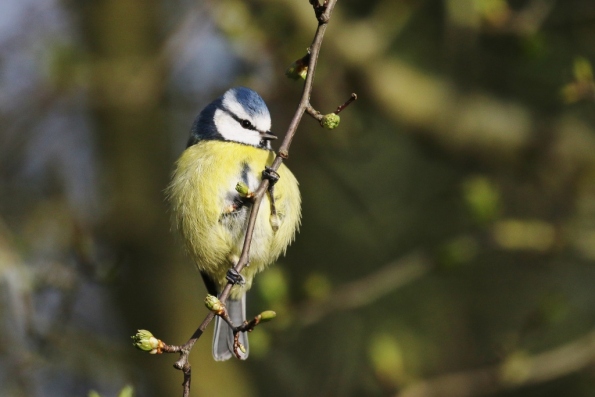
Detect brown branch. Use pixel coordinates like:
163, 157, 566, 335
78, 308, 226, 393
335, 93, 358, 114
305, 92, 358, 122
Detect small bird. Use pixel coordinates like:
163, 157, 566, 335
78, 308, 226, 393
167, 87, 301, 360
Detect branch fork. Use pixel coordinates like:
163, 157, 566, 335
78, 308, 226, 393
306, 93, 358, 129
204, 294, 277, 359
310, 0, 331, 23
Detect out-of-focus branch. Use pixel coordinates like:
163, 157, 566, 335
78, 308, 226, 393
396, 328, 595, 397
295, 252, 432, 327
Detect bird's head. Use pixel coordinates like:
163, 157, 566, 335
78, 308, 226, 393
188, 87, 277, 149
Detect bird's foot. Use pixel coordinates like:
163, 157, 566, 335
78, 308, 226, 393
262, 167, 280, 187
226, 268, 246, 286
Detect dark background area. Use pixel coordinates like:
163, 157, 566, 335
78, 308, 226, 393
1, 0, 595, 396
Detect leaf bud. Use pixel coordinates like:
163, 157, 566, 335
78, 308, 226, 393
131, 329, 162, 354
205, 294, 225, 315
320, 113, 340, 129
235, 182, 251, 197
258, 310, 277, 322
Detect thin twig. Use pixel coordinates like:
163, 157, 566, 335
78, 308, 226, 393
305, 92, 358, 121
335, 93, 358, 114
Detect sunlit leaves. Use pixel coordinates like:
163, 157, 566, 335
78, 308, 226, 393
562, 57, 595, 103
462, 176, 501, 225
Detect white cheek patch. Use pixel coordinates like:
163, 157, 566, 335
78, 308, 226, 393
214, 108, 262, 146
252, 113, 271, 133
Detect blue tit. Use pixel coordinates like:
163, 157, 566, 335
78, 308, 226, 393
167, 87, 301, 361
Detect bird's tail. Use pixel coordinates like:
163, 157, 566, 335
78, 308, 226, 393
212, 294, 249, 361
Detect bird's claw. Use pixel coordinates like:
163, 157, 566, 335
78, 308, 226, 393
262, 167, 280, 187
226, 268, 246, 286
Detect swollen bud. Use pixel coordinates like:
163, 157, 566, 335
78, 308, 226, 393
285, 61, 308, 81
320, 113, 340, 129
131, 329, 162, 354
205, 294, 225, 315
259, 310, 277, 322
235, 182, 251, 197
285, 53, 310, 81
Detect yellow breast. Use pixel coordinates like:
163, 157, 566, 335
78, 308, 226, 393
167, 140, 301, 297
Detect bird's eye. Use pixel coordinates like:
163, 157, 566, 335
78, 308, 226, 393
240, 119, 254, 130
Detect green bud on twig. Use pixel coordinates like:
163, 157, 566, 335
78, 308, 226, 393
259, 310, 277, 322
131, 329, 162, 354
320, 113, 340, 129
205, 294, 225, 315
235, 182, 252, 198
286, 63, 308, 80
285, 53, 311, 81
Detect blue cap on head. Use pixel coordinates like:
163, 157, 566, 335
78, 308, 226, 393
229, 87, 270, 120
187, 87, 272, 148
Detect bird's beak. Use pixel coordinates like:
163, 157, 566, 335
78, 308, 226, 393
260, 132, 277, 140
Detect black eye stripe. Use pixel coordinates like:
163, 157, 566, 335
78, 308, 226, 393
220, 105, 264, 133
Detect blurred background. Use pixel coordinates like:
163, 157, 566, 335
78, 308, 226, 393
1, 0, 595, 396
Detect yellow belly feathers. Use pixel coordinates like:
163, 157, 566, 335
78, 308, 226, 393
168, 140, 301, 298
